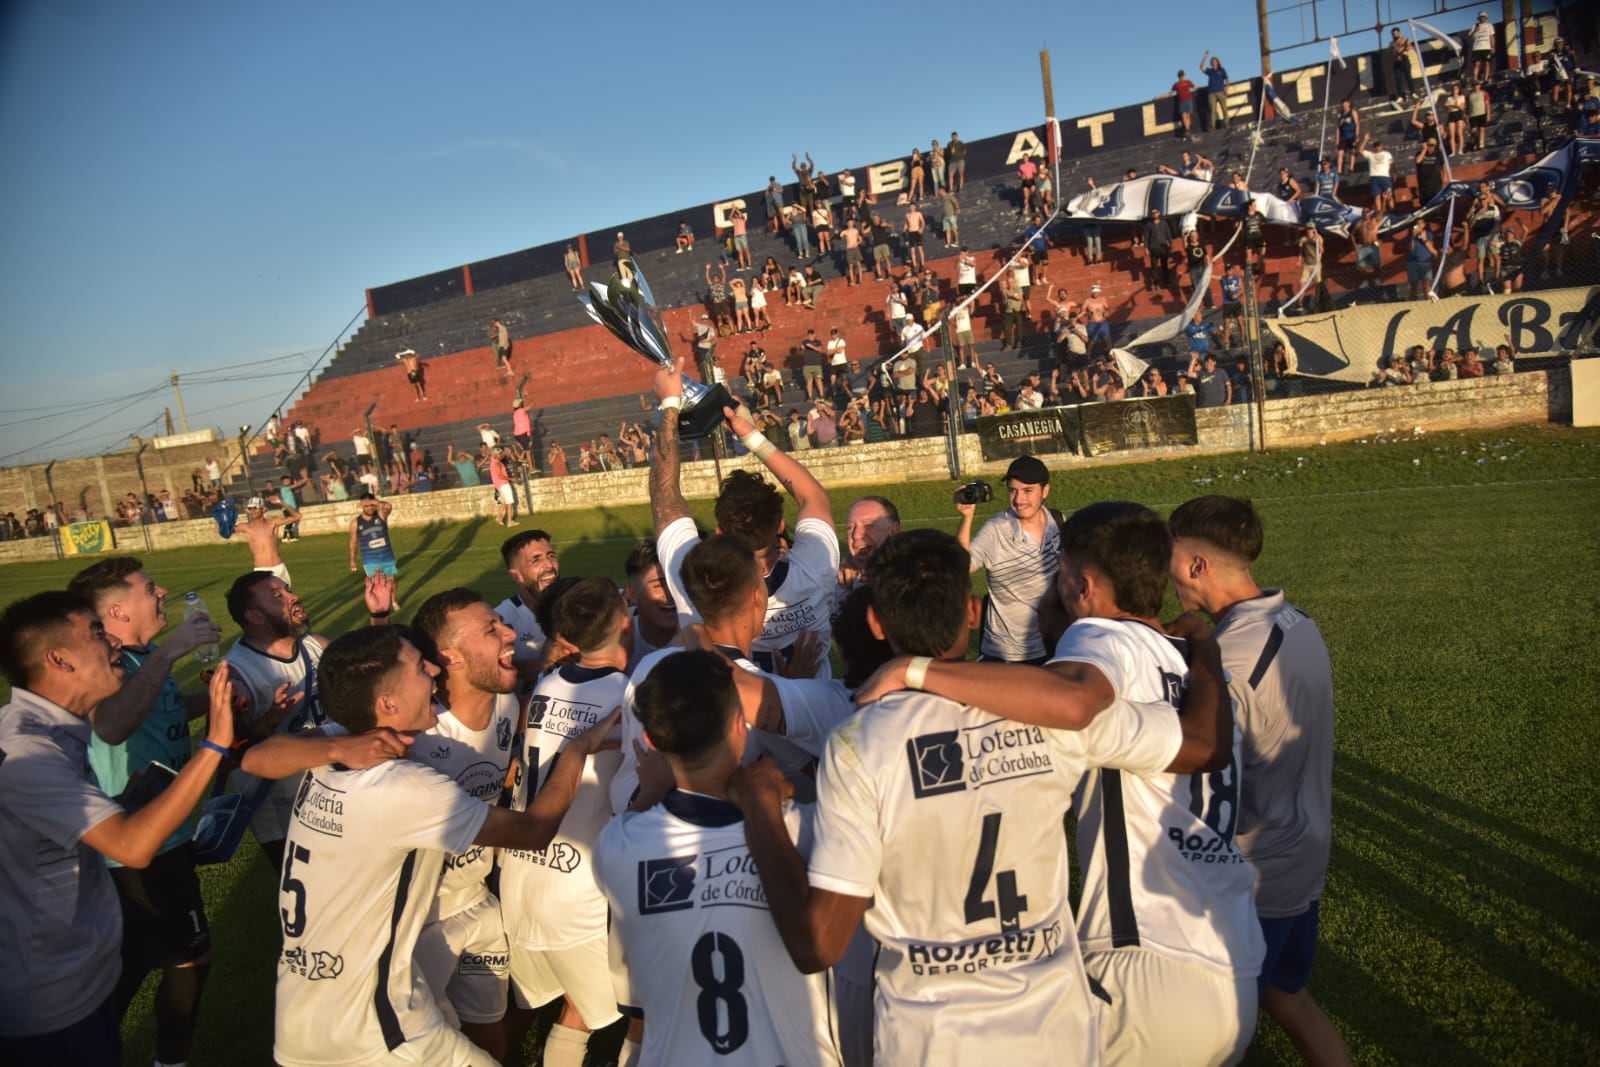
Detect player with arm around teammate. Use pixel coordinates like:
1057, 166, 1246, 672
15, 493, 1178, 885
733, 528, 1234, 1064
271, 625, 618, 1067
1169, 496, 1352, 1067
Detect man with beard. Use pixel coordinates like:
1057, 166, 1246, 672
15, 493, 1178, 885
837, 495, 901, 593
65, 558, 224, 1067
623, 538, 679, 669
409, 589, 525, 1062
495, 529, 560, 683
271, 627, 618, 1067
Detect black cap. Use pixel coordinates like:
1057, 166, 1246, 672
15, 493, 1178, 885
360, 491, 377, 501
1004, 455, 1050, 486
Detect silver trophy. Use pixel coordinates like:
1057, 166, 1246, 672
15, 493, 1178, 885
580, 258, 732, 438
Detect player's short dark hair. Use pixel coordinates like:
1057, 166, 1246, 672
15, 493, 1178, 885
851, 495, 900, 525
410, 588, 486, 664
500, 529, 554, 567
623, 538, 660, 578
318, 626, 408, 734
554, 577, 624, 654
834, 584, 894, 689
225, 571, 279, 627
0, 591, 95, 688
682, 535, 759, 623
1060, 502, 1172, 619
534, 577, 584, 643
66, 556, 144, 609
1168, 496, 1263, 563
866, 529, 971, 657
714, 470, 784, 551
634, 650, 739, 765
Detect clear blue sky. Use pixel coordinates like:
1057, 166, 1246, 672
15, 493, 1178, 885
0, 0, 1487, 466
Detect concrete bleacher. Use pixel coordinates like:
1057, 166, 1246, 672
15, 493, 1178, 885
254, 56, 1596, 498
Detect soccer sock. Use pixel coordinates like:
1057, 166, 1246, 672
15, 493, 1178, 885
619, 1037, 643, 1067
153, 960, 209, 1065
541, 1022, 590, 1067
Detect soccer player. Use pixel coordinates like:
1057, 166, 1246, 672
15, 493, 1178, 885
622, 538, 679, 668
408, 588, 525, 1061
501, 578, 630, 1067
65, 558, 225, 1067
0, 592, 233, 1065
349, 492, 398, 578
596, 649, 842, 1067
734, 528, 1233, 1063
611, 535, 851, 815
271, 626, 618, 1067
1169, 495, 1353, 1066
955, 454, 1062, 664
495, 529, 561, 681
649, 358, 839, 677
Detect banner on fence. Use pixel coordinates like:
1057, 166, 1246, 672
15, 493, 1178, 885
1267, 286, 1600, 382
976, 395, 1198, 461
62, 521, 114, 556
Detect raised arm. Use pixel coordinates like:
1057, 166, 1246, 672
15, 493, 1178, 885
241, 727, 413, 779
90, 610, 221, 744
81, 665, 235, 868
724, 405, 833, 526
648, 360, 692, 531
348, 517, 360, 571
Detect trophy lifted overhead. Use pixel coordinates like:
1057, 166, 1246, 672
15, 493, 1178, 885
580, 257, 733, 438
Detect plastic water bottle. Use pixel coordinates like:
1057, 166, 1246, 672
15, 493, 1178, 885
184, 592, 219, 663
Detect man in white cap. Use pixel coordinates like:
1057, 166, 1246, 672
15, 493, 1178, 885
238, 494, 299, 586
1469, 12, 1494, 83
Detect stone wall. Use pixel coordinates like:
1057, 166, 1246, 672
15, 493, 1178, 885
0, 438, 245, 523
0, 372, 1560, 567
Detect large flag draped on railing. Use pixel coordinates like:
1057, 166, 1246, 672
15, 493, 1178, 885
1062, 175, 1365, 236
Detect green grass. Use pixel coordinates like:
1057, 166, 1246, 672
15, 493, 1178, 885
5, 425, 1598, 1066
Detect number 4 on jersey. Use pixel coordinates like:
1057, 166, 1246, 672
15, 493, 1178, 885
964, 812, 1028, 931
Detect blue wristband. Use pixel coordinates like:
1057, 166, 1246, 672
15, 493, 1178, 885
198, 740, 230, 758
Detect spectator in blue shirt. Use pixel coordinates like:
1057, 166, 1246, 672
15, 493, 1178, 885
1200, 51, 1230, 130
1218, 262, 1245, 348
1314, 158, 1340, 201
1407, 226, 1437, 300
1184, 311, 1219, 358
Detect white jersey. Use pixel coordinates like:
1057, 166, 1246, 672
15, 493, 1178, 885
273, 759, 490, 1067
611, 646, 853, 816
657, 514, 839, 679
495, 593, 546, 667
499, 664, 626, 951
807, 689, 1183, 1064
409, 693, 520, 921
224, 636, 328, 844
596, 791, 841, 1067
1053, 618, 1264, 978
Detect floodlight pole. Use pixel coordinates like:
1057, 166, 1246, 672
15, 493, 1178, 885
1256, 0, 1272, 79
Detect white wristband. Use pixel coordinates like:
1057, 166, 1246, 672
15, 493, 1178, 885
740, 431, 777, 459
904, 656, 933, 691
658, 396, 682, 411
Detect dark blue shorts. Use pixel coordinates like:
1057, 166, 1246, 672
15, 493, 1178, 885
1258, 900, 1321, 996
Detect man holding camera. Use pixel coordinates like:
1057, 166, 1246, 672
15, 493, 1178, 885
955, 454, 1061, 664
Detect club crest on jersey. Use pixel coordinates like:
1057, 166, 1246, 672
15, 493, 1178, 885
496, 716, 513, 751
638, 855, 697, 914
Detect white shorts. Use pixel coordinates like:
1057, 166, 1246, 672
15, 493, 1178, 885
1085, 947, 1257, 1067
509, 935, 623, 1029
376, 1021, 498, 1066
255, 562, 292, 587
414, 895, 510, 1025
495, 484, 515, 506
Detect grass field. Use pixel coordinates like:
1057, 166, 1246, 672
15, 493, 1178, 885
4, 424, 1597, 1066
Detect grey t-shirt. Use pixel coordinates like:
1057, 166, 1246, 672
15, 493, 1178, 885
969, 509, 1061, 662
0, 689, 124, 1036
1214, 590, 1334, 917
